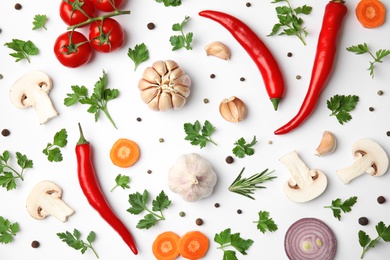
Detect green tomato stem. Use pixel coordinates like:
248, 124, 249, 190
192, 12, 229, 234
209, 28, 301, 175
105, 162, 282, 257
67, 10, 131, 30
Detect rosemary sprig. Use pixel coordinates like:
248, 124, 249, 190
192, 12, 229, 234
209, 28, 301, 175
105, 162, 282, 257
228, 167, 276, 200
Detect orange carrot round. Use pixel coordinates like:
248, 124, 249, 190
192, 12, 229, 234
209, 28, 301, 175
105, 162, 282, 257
356, 0, 386, 28
152, 231, 180, 260
179, 231, 209, 259
110, 138, 140, 168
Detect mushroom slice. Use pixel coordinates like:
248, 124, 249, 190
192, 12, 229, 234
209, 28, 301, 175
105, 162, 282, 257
280, 151, 327, 203
26, 180, 75, 222
336, 139, 389, 184
9, 71, 58, 124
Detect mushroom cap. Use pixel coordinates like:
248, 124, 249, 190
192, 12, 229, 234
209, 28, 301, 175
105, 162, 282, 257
352, 138, 389, 176
26, 180, 62, 220
9, 71, 53, 109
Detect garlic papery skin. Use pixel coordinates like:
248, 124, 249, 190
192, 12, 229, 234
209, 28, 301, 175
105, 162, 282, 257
168, 153, 217, 202
315, 131, 337, 156
219, 96, 247, 122
204, 41, 231, 60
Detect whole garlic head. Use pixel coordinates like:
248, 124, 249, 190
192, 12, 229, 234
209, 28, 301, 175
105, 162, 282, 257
138, 60, 191, 111
168, 153, 217, 202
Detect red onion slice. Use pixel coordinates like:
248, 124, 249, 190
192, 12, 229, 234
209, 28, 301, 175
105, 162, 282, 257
285, 218, 336, 260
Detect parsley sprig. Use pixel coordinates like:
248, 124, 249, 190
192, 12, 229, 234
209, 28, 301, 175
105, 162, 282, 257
0, 216, 19, 244
228, 167, 276, 200
57, 229, 99, 258
0, 151, 33, 190
110, 174, 130, 192
64, 70, 119, 129
346, 43, 390, 78
214, 228, 254, 260
127, 190, 171, 229
4, 39, 39, 63
42, 128, 68, 162
155, 0, 182, 6
127, 43, 149, 71
233, 136, 257, 158
327, 94, 359, 125
170, 16, 193, 51
253, 211, 278, 233
268, 0, 312, 45
184, 120, 217, 148
32, 14, 47, 30
359, 221, 390, 259
324, 196, 357, 220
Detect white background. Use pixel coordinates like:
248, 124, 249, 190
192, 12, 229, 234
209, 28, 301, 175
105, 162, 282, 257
1, 0, 390, 259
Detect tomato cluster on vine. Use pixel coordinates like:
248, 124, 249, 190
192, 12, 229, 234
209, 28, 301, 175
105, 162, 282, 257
54, 0, 128, 68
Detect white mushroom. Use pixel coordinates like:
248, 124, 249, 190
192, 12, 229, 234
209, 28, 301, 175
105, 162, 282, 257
336, 139, 389, 184
26, 180, 74, 222
280, 151, 327, 203
9, 71, 58, 124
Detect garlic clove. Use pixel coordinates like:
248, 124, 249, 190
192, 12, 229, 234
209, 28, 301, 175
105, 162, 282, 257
165, 60, 179, 71
142, 67, 161, 84
315, 131, 337, 156
172, 84, 191, 98
204, 41, 231, 60
152, 60, 167, 76
219, 96, 247, 122
140, 87, 159, 104
172, 93, 186, 109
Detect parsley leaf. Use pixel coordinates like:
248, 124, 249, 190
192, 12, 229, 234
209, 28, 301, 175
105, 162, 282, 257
4, 39, 39, 63
359, 221, 390, 259
57, 229, 99, 258
324, 196, 357, 220
64, 70, 119, 129
214, 228, 254, 260
184, 120, 217, 148
254, 211, 278, 233
170, 16, 193, 51
127, 43, 149, 71
155, 0, 182, 6
110, 174, 130, 192
268, 0, 312, 45
42, 128, 68, 162
127, 190, 171, 229
0, 150, 33, 190
0, 216, 19, 244
327, 94, 359, 125
347, 42, 390, 78
233, 136, 257, 158
32, 14, 47, 30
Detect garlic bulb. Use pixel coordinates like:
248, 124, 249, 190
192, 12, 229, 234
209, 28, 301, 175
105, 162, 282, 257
138, 60, 191, 111
168, 153, 217, 202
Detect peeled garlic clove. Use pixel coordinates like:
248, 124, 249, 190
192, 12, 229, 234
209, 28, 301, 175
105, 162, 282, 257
204, 41, 231, 60
315, 131, 337, 156
219, 96, 247, 122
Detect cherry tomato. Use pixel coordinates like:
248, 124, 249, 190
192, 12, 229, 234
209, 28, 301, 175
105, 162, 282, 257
60, 0, 96, 27
89, 18, 124, 53
54, 31, 93, 68
91, 0, 124, 12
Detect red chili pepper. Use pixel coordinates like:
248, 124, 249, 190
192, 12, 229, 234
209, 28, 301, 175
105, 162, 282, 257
76, 123, 138, 255
274, 0, 348, 135
199, 10, 285, 110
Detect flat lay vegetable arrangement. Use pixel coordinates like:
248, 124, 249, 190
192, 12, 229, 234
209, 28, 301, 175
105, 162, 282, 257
1, 0, 390, 259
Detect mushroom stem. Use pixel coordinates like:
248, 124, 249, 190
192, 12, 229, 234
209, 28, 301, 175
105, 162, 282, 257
39, 194, 75, 222
336, 153, 374, 184
280, 151, 313, 189
31, 89, 58, 124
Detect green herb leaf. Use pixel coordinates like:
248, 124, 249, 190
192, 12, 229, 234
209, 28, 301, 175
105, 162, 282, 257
152, 190, 171, 212
155, 0, 182, 7
214, 228, 254, 259
57, 229, 99, 258
110, 174, 130, 192
232, 136, 257, 158
184, 120, 217, 148
42, 129, 68, 162
359, 221, 390, 259
4, 39, 39, 63
64, 70, 119, 129
170, 16, 193, 51
254, 211, 278, 233
0, 216, 19, 244
228, 167, 276, 200
327, 94, 359, 125
0, 151, 33, 190
324, 196, 357, 220
127, 43, 149, 71
32, 14, 47, 30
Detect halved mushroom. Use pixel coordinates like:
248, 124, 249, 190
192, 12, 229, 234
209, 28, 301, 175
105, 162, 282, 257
336, 139, 389, 184
280, 151, 328, 203
9, 71, 58, 124
26, 180, 74, 222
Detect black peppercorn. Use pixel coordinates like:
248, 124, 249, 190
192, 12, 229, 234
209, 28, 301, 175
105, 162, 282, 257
377, 196, 386, 204
246, 2, 251, 7
387, 131, 390, 137
147, 22, 155, 30
147, 169, 152, 174
31, 240, 40, 248
358, 217, 369, 226
287, 52, 293, 57
240, 77, 245, 82
15, 3, 22, 10
237, 209, 242, 214
210, 74, 216, 79
225, 156, 234, 164
136, 117, 142, 122
195, 218, 203, 226
369, 107, 374, 112
1, 129, 10, 137
214, 203, 220, 208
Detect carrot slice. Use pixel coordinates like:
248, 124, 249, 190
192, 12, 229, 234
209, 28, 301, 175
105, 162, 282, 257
110, 138, 140, 168
356, 0, 386, 28
152, 231, 180, 260
179, 231, 209, 259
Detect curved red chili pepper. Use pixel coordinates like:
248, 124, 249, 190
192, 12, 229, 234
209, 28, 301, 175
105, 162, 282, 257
76, 123, 138, 255
199, 10, 285, 110
274, 0, 348, 135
